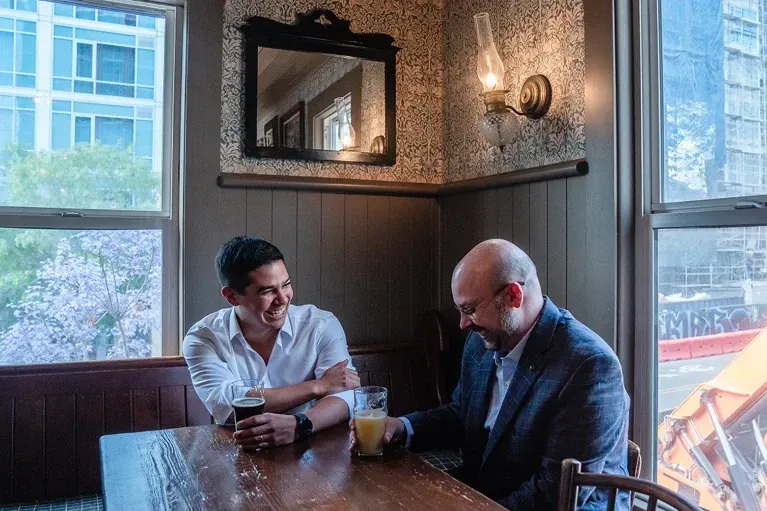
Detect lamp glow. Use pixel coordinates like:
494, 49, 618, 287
334, 97, 356, 150
472, 12, 552, 149
474, 13, 505, 92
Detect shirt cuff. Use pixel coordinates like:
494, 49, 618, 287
399, 416, 414, 449
327, 389, 355, 419
213, 403, 234, 426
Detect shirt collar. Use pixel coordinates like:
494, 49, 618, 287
228, 306, 293, 348
228, 307, 245, 342
494, 319, 536, 365
280, 309, 293, 343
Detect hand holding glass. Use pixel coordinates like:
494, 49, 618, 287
229, 379, 265, 431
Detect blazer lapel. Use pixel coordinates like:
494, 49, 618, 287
467, 348, 495, 435
480, 298, 561, 468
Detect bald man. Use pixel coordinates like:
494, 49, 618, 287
350, 239, 630, 510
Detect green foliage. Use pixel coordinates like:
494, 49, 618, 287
0, 143, 161, 335
4, 143, 160, 211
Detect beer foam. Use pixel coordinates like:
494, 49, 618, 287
354, 409, 386, 419
233, 397, 265, 407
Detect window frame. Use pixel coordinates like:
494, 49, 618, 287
312, 93, 351, 151
0, 0, 183, 361
633, 0, 767, 480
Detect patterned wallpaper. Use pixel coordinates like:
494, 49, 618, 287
220, 0, 584, 184
221, 0, 445, 183
443, 0, 585, 182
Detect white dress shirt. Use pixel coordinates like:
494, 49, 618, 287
183, 304, 355, 424
401, 323, 535, 444
483, 334, 529, 431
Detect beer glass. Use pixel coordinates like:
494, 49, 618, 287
229, 379, 265, 431
353, 386, 388, 456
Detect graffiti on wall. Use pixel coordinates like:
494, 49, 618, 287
659, 303, 767, 340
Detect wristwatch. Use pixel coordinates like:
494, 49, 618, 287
295, 413, 313, 440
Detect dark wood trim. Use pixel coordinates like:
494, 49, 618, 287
0, 356, 188, 377
218, 173, 439, 197
245, 10, 397, 51
349, 343, 419, 355
217, 159, 588, 197
253, 147, 392, 165
0, 343, 416, 378
438, 159, 588, 196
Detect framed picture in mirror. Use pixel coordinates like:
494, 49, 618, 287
242, 9, 399, 165
260, 115, 279, 147
279, 101, 305, 149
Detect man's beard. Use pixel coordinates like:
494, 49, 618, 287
477, 302, 520, 351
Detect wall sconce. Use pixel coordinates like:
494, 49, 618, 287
334, 96, 357, 150
474, 12, 552, 149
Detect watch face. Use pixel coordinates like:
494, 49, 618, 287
299, 414, 313, 437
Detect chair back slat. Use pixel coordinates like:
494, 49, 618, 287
556, 458, 580, 511
558, 458, 701, 511
607, 487, 618, 511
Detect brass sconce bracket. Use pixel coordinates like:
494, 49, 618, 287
516, 74, 551, 119
481, 74, 552, 119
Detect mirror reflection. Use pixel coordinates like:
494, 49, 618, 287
256, 48, 386, 154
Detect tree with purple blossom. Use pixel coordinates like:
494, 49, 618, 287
0, 144, 163, 364
0, 229, 161, 364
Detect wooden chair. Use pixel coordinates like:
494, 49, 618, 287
627, 440, 642, 506
627, 440, 641, 478
417, 309, 463, 472
557, 458, 701, 511
418, 309, 451, 405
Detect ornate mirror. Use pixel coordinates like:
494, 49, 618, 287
241, 10, 399, 165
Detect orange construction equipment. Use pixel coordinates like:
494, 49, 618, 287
658, 329, 767, 510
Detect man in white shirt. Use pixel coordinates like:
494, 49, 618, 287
184, 236, 359, 449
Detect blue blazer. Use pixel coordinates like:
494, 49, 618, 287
404, 297, 630, 510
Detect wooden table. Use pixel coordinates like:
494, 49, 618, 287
100, 424, 505, 510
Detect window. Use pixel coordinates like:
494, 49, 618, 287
54, 4, 156, 28
51, 101, 154, 171
726, 18, 759, 54
0, 95, 34, 151
638, 0, 767, 509
0, 17, 36, 88
0, 0, 36, 12
313, 94, 351, 150
0, 0, 181, 365
51, 14, 160, 99
96, 10, 135, 26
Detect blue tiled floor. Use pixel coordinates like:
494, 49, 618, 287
0, 495, 103, 511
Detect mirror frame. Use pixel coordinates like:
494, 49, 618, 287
242, 10, 400, 165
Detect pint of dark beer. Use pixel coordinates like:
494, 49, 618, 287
229, 379, 265, 431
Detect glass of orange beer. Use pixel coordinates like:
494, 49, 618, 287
353, 386, 388, 456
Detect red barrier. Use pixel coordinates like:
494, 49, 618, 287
659, 328, 763, 362
659, 339, 692, 362
720, 329, 761, 354
689, 337, 724, 358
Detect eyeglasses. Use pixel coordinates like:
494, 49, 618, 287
454, 281, 525, 318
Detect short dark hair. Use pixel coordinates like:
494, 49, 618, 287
215, 236, 284, 293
